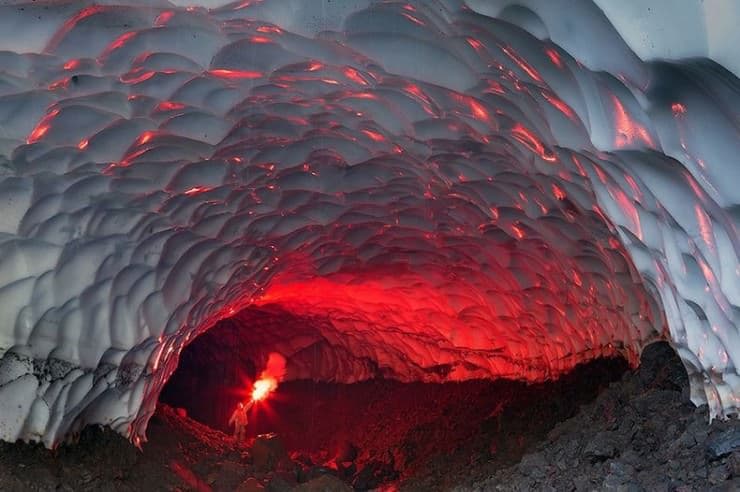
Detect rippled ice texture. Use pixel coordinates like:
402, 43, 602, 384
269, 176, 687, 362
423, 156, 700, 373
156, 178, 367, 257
0, 0, 737, 447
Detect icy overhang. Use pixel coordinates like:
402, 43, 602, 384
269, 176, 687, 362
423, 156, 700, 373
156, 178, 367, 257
0, 0, 737, 447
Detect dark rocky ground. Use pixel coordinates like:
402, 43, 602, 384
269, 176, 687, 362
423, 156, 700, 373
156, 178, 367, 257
1, 343, 738, 491
455, 343, 740, 491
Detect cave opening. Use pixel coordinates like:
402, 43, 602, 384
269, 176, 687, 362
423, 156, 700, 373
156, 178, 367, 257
158, 304, 665, 486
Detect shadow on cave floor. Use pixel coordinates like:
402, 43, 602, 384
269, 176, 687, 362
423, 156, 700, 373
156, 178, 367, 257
1, 344, 739, 491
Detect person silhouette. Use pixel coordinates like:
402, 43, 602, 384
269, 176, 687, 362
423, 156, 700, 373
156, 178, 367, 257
229, 399, 254, 442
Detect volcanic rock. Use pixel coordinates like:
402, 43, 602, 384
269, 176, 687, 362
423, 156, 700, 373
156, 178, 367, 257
707, 429, 740, 460
294, 474, 353, 492
252, 434, 289, 472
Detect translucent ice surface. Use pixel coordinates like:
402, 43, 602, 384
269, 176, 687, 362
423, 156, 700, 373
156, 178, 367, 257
0, 0, 737, 446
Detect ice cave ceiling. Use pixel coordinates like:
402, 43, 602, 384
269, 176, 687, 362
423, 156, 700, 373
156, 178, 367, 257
0, 0, 737, 447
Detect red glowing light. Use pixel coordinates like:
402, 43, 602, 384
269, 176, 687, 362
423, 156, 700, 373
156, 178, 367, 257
361, 129, 385, 142
100, 31, 138, 60
612, 186, 643, 240
541, 90, 576, 121
77, 138, 89, 150
184, 186, 212, 196
208, 69, 263, 80
155, 101, 186, 112
137, 131, 157, 145
27, 108, 60, 144
248, 353, 286, 402
466, 37, 484, 52
552, 184, 566, 200
63, 59, 81, 70
250, 35, 272, 44
343, 67, 367, 85
257, 25, 283, 34
695, 204, 715, 249
671, 102, 687, 116
502, 45, 543, 83
404, 83, 430, 103
120, 69, 156, 85
45, 5, 106, 51
545, 48, 563, 69
511, 224, 525, 239
154, 10, 175, 27
610, 95, 655, 148
483, 80, 506, 95
400, 12, 425, 26
48, 78, 71, 90
511, 123, 557, 162
624, 174, 642, 202
251, 377, 277, 401
307, 61, 323, 72
350, 92, 378, 100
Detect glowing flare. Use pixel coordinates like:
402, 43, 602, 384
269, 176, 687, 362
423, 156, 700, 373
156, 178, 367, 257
249, 353, 286, 402
251, 377, 277, 401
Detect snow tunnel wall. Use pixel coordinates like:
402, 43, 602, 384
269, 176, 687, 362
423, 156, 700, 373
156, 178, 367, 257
0, 0, 737, 447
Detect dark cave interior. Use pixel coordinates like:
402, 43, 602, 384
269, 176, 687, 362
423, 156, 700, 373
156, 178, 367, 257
158, 307, 657, 485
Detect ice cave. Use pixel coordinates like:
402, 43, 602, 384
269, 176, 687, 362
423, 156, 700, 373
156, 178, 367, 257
0, 0, 738, 489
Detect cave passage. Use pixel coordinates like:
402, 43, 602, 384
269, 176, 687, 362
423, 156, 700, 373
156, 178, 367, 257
160, 307, 634, 484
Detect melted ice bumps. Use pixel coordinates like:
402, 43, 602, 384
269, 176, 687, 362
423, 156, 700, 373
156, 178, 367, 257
0, 0, 738, 447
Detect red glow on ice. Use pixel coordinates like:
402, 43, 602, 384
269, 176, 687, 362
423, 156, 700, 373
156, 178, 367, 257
257, 25, 283, 34
612, 187, 643, 240
63, 59, 81, 70
208, 69, 263, 80
483, 80, 506, 95
610, 95, 655, 148
155, 10, 175, 27
545, 48, 563, 69
511, 123, 556, 162
695, 204, 715, 249
46, 5, 106, 51
120, 69, 156, 85
184, 186, 213, 196
307, 61, 323, 72
502, 45, 543, 83
343, 67, 368, 85
137, 131, 157, 145
77, 138, 89, 150
361, 129, 386, 142
27, 108, 60, 144
467, 97, 491, 123
671, 102, 687, 116
552, 184, 566, 200
48, 78, 71, 90
100, 31, 138, 59
541, 91, 576, 121
400, 12, 425, 26
250, 35, 272, 44
156, 101, 186, 112
466, 37, 484, 52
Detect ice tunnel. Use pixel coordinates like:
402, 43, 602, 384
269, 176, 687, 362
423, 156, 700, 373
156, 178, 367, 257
0, 0, 738, 448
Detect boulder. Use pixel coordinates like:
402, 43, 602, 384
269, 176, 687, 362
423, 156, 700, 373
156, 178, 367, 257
252, 434, 288, 472
583, 432, 619, 462
352, 460, 398, 490
707, 428, 740, 460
